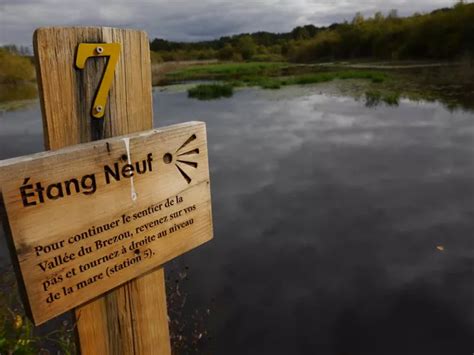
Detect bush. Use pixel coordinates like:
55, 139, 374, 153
289, 3, 474, 62
293, 31, 342, 62
252, 54, 285, 62
150, 51, 164, 63
218, 45, 234, 61
231, 53, 243, 62
0, 49, 35, 84
236, 36, 257, 60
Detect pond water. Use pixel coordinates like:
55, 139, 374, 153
1, 85, 474, 354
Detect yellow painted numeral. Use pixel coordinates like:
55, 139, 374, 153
75, 43, 121, 119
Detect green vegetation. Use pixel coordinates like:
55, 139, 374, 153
0, 48, 35, 84
188, 84, 234, 100
166, 62, 287, 81
150, 2, 474, 63
0, 267, 76, 354
176, 61, 474, 112
243, 70, 387, 90
365, 90, 400, 107
292, 3, 474, 62
292, 71, 386, 85
170, 62, 389, 99
167, 62, 385, 83
0, 84, 37, 105
150, 2, 474, 106
0, 47, 37, 106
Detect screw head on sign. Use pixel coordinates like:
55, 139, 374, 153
94, 105, 103, 114
95, 46, 104, 54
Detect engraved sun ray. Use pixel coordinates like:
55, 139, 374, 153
178, 148, 199, 156
175, 134, 196, 153
172, 134, 200, 184
176, 160, 198, 168
175, 164, 192, 184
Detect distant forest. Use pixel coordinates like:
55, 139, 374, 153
149, 2, 474, 63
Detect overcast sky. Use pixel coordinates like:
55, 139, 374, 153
0, 0, 460, 46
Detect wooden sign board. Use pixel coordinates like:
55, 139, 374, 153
0, 121, 212, 325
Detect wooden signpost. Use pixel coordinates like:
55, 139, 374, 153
0, 27, 213, 354
1, 122, 212, 324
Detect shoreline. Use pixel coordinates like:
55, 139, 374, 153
1, 60, 473, 112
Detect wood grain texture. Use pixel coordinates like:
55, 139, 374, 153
1, 123, 213, 325
34, 27, 153, 149
32, 26, 171, 355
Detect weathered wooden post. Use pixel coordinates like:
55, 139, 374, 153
0, 27, 213, 355
33, 26, 170, 355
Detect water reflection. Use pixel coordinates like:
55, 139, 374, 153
156, 87, 474, 354
364, 90, 400, 108
1, 86, 473, 354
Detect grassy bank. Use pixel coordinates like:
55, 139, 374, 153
164, 62, 287, 82
1, 52, 472, 112
160, 61, 389, 98
157, 60, 474, 111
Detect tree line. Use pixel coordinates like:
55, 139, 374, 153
149, 2, 474, 63
149, 26, 319, 62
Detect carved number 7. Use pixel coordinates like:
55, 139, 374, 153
75, 43, 121, 119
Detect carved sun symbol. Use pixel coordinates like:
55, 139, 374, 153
163, 134, 199, 184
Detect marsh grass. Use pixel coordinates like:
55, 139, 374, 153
365, 90, 400, 107
188, 84, 234, 100
168, 62, 287, 82
168, 62, 387, 86
184, 66, 389, 100
290, 71, 386, 86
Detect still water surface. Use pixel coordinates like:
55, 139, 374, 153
1, 86, 473, 354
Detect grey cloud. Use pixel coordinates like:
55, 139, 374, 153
0, 0, 460, 46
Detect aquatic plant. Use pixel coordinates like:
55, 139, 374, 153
188, 84, 234, 100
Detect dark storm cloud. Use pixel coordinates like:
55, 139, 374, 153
0, 0, 459, 45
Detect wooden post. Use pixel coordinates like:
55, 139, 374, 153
33, 27, 171, 355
